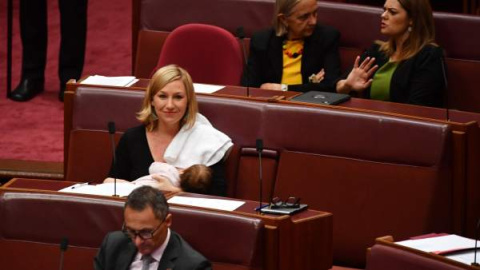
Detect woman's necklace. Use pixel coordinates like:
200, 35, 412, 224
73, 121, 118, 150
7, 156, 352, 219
283, 40, 304, 59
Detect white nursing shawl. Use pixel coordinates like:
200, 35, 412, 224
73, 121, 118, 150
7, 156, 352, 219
164, 113, 233, 168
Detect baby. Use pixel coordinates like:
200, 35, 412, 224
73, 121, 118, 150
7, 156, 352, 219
134, 162, 212, 194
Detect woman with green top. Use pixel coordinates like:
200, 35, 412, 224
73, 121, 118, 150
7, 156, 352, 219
336, 0, 445, 107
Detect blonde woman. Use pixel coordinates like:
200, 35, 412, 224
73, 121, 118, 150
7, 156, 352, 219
105, 65, 232, 196
242, 0, 341, 92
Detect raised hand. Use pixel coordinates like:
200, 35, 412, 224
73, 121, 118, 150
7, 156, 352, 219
337, 56, 378, 93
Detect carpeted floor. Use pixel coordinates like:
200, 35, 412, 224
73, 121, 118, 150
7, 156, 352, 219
0, 0, 131, 162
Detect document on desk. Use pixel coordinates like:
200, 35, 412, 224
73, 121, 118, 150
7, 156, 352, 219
59, 182, 137, 197
168, 196, 245, 211
193, 83, 224, 93
396, 234, 476, 255
81, 75, 139, 87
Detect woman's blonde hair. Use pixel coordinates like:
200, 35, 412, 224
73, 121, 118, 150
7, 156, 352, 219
137, 65, 198, 131
273, 0, 302, 36
379, 0, 437, 61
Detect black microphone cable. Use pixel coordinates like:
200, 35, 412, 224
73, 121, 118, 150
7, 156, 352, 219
59, 237, 69, 270
236, 26, 250, 97
108, 121, 118, 197
256, 139, 263, 213
472, 218, 480, 266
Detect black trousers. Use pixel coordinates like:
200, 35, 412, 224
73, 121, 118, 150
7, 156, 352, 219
19, 0, 88, 85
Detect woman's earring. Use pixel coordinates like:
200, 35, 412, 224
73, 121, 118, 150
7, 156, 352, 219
408, 26, 412, 32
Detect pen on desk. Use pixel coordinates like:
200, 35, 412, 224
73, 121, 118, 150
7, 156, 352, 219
71, 182, 90, 189
254, 204, 269, 211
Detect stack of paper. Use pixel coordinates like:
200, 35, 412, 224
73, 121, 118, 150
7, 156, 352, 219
193, 83, 224, 94
81, 75, 138, 87
59, 182, 138, 197
168, 196, 245, 211
396, 234, 478, 265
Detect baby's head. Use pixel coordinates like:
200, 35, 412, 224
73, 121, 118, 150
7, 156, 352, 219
180, 164, 212, 194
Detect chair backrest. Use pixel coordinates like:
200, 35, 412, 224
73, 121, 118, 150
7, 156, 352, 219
0, 189, 267, 270
154, 23, 244, 86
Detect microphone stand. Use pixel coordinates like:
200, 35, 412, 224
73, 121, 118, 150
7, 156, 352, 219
236, 26, 250, 97
256, 139, 263, 213
473, 218, 480, 267
59, 237, 68, 270
440, 52, 450, 122
108, 121, 118, 197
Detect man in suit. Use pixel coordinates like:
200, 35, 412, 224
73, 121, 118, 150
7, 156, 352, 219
94, 186, 211, 270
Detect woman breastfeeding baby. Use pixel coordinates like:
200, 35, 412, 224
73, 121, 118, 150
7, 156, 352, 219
104, 65, 232, 196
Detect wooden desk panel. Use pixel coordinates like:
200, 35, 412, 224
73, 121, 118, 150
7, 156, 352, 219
1, 178, 333, 270
366, 236, 478, 270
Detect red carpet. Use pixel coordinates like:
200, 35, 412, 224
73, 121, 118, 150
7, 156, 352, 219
0, 0, 131, 162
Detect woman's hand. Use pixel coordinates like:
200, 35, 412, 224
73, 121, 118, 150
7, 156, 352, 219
151, 174, 182, 192
337, 56, 378, 94
309, 69, 325, 83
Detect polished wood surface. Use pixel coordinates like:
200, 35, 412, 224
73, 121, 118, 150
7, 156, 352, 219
368, 235, 480, 270
1, 178, 333, 270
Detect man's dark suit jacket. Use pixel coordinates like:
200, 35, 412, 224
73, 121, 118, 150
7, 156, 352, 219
94, 230, 212, 270
241, 24, 341, 93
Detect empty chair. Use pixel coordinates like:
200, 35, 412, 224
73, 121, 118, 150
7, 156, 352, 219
153, 23, 244, 86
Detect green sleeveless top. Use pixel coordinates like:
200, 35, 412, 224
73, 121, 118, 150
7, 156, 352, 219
370, 61, 399, 101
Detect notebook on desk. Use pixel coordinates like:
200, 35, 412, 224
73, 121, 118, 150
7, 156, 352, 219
291, 91, 350, 105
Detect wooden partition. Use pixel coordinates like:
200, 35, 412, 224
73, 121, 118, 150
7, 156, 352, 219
63, 81, 480, 268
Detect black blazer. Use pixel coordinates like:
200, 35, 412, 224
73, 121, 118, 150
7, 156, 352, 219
242, 25, 341, 92
94, 231, 212, 270
355, 43, 446, 107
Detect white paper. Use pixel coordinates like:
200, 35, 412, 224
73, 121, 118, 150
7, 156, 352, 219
81, 75, 138, 87
168, 196, 244, 211
396, 234, 476, 254
59, 182, 138, 197
193, 83, 224, 94
446, 250, 479, 265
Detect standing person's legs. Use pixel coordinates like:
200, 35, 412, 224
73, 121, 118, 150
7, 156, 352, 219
11, 0, 48, 102
58, 0, 88, 101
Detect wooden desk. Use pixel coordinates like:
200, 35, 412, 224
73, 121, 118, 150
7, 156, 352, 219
1, 178, 333, 270
366, 235, 480, 270
94, 77, 480, 126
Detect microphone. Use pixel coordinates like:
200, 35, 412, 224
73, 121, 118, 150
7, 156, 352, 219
59, 237, 69, 270
236, 26, 250, 97
440, 52, 450, 121
472, 218, 480, 266
256, 139, 264, 213
108, 121, 118, 197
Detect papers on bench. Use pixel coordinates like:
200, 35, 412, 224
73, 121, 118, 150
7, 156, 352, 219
59, 184, 246, 211
396, 234, 478, 265
168, 196, 245, 211
59, 182, 137, 197
193, 83, 224, 93
81, 75, 139, 87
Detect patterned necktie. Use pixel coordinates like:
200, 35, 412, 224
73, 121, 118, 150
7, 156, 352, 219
141, 254, 153, 270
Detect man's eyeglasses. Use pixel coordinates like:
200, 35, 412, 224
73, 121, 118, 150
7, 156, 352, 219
270, 196, 301, 209
122, 222, 163, 240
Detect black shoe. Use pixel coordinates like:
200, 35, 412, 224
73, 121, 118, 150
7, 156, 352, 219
59, 82, 66, 102
10, 78, 44, 102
